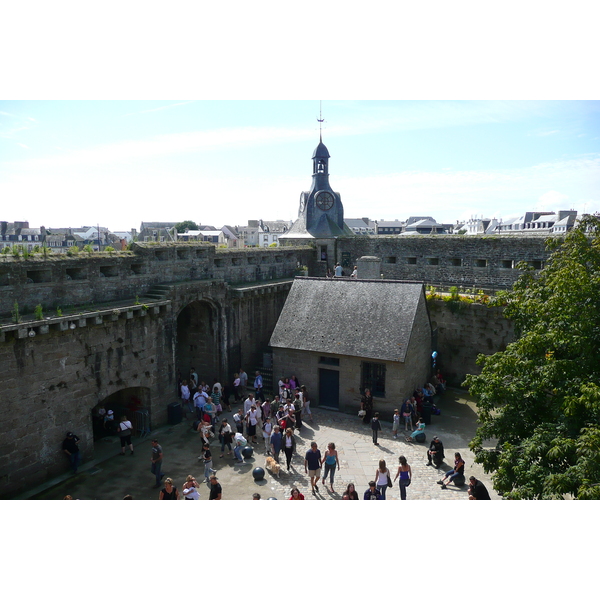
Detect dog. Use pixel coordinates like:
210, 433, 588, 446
265, 456, 280, 478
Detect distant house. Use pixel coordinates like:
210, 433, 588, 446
496, 210, 577, 234
139, 222, 178, 243
345, 217, 377, 235
402, 217, 447, 235
234, 219, 292, 247
376, 219, 404, 235
221, 225, 240, 248
270, 277, 433, 419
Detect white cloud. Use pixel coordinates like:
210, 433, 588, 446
535, 190, 570, 212
3, 125, 316, 170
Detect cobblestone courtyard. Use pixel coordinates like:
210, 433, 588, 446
23, 388, 499, 500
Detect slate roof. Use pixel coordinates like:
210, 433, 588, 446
270, 278, 428, 363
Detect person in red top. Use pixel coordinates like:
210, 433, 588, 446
289, 487, 305, 500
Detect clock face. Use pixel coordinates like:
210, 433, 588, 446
316, 191, 334, 211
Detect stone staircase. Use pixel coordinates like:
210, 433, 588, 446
143, 284, 172, 301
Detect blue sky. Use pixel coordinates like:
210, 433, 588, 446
1, 100, 598, 231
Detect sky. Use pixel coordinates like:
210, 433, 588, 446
1, 99, 599, 232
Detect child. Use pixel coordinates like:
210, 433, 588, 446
392, 408, 400, 439
262, 417, 273, 454
233, 408, 244, 434
371, 412, 382, 445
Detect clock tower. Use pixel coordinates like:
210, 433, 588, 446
282, 135, 353, 241
279, 135, 354, 274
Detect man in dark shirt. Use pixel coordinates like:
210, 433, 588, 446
209, 475, 222, 500
364, 481, 382, 500
304, 442, 322, 494
62, 432, 80, 474
468, 476, 491, 500
427, 436, 445, 466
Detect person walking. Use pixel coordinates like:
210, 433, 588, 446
392, 409, 400, 439
270, 425, 283, 463
374, 459, 391, 500
246, 405, 260, 444
62, 432, 81, 475
262, 417, 273, 454
117, 415, 134, 455
218, 418, 234, 458
361, 388, 374, 424
371, 412, 382, 445
182, 475, 200, 500
232, 373, 241, 403
239, 368, 248, 398
150, 439, 164, 488
320, 442, 340, 492
254, 371, 265, 402
282, 427, 296, 471
201, 442, 217, 483
209, 475, 222, 500
304, 441, 322, 494
300, 385, 313, 423
158, 477, 179, 500
393, 455, 412, 500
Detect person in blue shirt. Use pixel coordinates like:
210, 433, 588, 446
254, 371, 265, 402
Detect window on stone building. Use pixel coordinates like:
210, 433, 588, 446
529, 260, 543, 270
385, 256, 396, 264
406, 257, 417, 265
361, 361, 386, 397
427, 257, 439, 265
319, 356, 340, 366
474, 259, 488, 267
501, 260, 513, 269
449, 258, 462, 266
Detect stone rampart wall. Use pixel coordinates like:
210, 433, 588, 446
0, 243, 315, 317
336, 235, 551, 289
429, 299, 515, 386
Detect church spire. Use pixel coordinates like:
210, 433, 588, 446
317, 100, 324, 143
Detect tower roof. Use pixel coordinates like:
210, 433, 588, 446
312, 140, 330, 159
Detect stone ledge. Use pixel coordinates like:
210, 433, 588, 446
0, 299, 171, 342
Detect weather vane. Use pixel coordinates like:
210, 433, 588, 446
317, 100, 324, 141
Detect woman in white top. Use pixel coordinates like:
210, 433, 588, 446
375, 459, 391, 500
182, 475, 200, 500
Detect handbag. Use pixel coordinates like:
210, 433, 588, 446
387, 472, 393, 488
358, 410, 366, 417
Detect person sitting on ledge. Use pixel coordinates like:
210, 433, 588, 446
437, 452, 465, 489
406, 418, 425, 442
426, 436, 445, 467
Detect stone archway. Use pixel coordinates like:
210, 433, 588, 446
176, 300, 223, 387
91, 387, 151, 441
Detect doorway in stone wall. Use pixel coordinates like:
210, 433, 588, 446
91, 387, 151, 441
176, 300, 222, 390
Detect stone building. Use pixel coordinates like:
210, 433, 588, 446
270, 277, 432, 420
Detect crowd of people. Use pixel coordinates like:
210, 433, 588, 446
61, 366, 491, 500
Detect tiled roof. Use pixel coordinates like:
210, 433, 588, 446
270, 277, 427, 362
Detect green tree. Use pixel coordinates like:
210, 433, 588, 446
465, 215, 600, 499
175, 220, 198, 233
